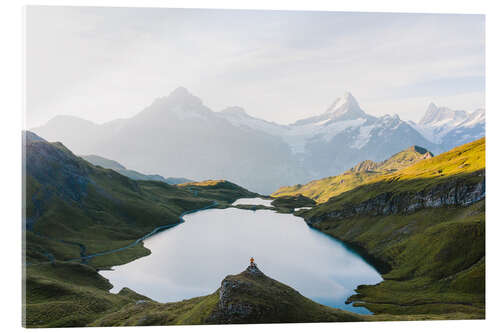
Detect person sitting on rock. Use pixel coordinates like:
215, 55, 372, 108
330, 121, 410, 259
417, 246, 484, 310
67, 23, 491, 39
250, 257, 255, 266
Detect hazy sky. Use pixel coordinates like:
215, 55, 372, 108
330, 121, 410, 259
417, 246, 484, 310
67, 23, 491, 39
26, 6, 485, 128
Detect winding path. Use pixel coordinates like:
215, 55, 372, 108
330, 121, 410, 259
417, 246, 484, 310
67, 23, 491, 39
26, 201, 218, 266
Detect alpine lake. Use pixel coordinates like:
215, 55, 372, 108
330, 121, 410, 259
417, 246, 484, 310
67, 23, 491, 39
99, 198, 382, 314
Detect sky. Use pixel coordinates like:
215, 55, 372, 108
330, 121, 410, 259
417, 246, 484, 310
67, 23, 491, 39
25, 6, 485, 128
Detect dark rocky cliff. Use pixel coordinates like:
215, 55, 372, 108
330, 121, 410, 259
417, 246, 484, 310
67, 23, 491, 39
305, 170, 485, 225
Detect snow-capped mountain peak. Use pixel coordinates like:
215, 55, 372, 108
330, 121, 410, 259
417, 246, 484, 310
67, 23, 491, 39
325, 92, 358, 113
460, 108, 485, 128
419, 103, 468, 127
410, 103, 484, 148
323, 91, 367, 121
292, 92, 371, 126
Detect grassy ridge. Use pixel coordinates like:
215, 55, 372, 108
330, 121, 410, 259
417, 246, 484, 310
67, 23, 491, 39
272, 145, 434, 203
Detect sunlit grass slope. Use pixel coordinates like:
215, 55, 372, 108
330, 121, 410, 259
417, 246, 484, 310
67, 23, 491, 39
272, 145, 434, 203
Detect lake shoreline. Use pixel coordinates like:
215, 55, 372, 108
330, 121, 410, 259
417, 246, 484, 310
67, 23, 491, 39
99, 197, 382, 315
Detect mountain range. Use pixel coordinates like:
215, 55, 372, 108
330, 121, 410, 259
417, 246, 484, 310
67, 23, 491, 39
408, 103, 485, 151
32, 88, 484, 193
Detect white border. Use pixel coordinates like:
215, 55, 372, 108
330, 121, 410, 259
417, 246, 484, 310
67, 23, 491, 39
2, 1, 499, 332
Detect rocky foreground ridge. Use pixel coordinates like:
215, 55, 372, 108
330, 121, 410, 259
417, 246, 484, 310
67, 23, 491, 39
208, 263, 361, 324
88, 263, 363, 326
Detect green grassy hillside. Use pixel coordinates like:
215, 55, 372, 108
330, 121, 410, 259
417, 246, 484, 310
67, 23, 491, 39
313, 202, 484, 317
25, 133, 255, 268
270, 194, 316, 211
272, 145, 434, 203
297, 138, 485, 317
178, 179, 257, 203
23, 132, 258, 327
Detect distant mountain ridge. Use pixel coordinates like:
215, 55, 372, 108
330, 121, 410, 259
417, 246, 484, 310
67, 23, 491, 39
80, 154, 192, 185
216, 91, 441, 179
409, 103, 485, 150
31, 87, 483, 194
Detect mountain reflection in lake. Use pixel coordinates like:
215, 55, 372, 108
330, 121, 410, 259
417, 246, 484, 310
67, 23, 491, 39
99, 198, 382, 314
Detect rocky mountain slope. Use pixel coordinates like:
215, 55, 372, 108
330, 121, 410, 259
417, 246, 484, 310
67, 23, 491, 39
272, 145, 434, 203
81, 154, 192, 185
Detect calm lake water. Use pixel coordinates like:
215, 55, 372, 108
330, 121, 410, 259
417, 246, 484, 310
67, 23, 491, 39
99, 198, 382, 314
233, 197, 274, 206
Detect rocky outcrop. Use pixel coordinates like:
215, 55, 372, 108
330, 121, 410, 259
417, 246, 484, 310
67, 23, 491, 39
208, 264, 361, 324
306, 170, 485, 224
350, 160, 379, 173
209, 265, 267, 323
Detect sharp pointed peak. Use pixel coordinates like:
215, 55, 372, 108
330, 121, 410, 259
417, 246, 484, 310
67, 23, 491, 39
323, 91, 364, 118
342, 91, 355, 99
428, 102, 438, 109
151, 86, 203, 107
170, 86, 190, 95
419, 102, 469, 126
331, 91, 358, 106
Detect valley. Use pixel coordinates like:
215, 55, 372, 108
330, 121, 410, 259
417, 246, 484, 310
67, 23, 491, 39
21, 7, 487, 329
23, 130, 485, 326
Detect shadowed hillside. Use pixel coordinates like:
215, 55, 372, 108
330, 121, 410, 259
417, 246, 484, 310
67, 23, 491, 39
23, 131, 261, 327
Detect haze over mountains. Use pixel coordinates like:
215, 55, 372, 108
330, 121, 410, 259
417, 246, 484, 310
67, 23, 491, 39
80, 154, 192, 185
32, 87, 485, 193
